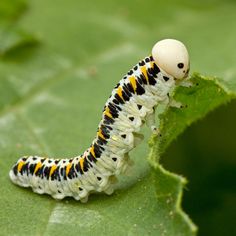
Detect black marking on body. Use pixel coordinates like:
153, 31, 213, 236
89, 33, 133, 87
152, 63, 160, 75
137, 76, 144, 86
122, 84, 132, 98
111, 102, 121, 111
13, 164, 18, 175
75, 162, 83, 175
63, 166, 67, 180
137, 104, 142, 110
114, 93, 124, 104
52, 166, 61, 181
100, 125, 110, 139
83, 157, 92, 172
103, 114, 114, 125
127, 70, 133, 76
108, 103, 119, 118
112, 98, 119, 105
88, 153, 96, 163
43, 166, 50, 180
147, 68, 157, 85
35, 165, 43, 177
126, 82, 135, 94
139, 74, 147, 85
136, 81, 145, 95
21, 162, 29, 175
60, 167, 65, 178
122, 89, 130, 101
139, 60, 145, 66
97, 136, 108, 146
93, 143, 103, 157
163, 76, 169, 81
68, 164, 76, 179
29, 164, 36, 175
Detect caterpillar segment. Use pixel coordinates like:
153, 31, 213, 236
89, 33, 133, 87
9, 39, 190, 202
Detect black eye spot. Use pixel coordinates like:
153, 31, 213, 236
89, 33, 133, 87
97, 176, 102, 181
177, 63, 184, 69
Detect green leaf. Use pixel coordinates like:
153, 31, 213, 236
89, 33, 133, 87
0, 26, 40, 58
148, 73, 235, 236
149, 73, 235, 165
0, 0, 39, 58
0, 0, 27, 21
0, 1, 236, 236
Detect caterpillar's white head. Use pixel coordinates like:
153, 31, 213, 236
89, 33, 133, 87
152, 39, 190, 79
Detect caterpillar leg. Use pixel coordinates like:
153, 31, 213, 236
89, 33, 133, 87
145, 109, 159, 134
168, 99, 183, 108
178, 79, 193, 88
170, 79, 193, 108
133, 132, 144, 146
164, 94, 185, 109
103, 175, 118, 195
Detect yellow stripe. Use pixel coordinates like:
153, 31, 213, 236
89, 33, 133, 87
97, 129, 106, 140
90, 146, 96, 158
140, 66, 148, 82
17, 161, 25, 172
49, 165, 57, 177
117, 86, 124, 100
80, 158, 84, 171
34, 162, 42, 174
129, 76, 137, 91
104, 107, 113, 119
66, 163, 72, 176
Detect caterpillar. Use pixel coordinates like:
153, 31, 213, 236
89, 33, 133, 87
9, 39, 190, 203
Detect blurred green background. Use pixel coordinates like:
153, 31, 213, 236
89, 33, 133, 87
0, 0, 236, 235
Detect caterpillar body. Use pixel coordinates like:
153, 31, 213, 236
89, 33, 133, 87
9, 39, 190, 203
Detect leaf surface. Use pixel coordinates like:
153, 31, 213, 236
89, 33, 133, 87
0, 1, 236, 236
